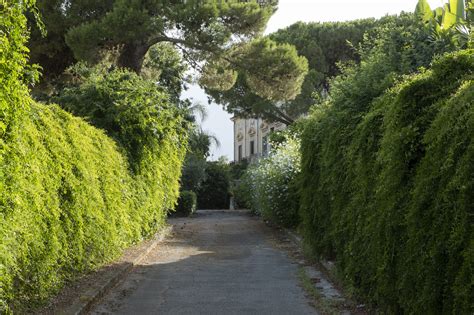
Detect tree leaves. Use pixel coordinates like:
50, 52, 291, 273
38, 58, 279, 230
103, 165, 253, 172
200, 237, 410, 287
415, 0, 472, 48
199, 58, 238, 91
415, 0, 433, 22
205, 19, 382, 124
243, 38, 308, 101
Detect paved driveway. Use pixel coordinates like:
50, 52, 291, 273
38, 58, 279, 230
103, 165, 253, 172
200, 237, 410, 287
92, 210, 318, 315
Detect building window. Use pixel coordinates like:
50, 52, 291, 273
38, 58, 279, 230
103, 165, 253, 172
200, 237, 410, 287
250, 140, 255, 155
238, 145, 242, 161
262, 136, 268, 156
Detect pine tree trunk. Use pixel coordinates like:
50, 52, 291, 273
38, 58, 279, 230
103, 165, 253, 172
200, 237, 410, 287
117, 43, 150, 73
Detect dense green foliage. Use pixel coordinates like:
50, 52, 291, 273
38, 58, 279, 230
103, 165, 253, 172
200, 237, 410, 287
416, 0, 474, 49
54, 63, 187, 171
232, 177, 253, 210
174, 191, 197, 217
180, 154, 207, 193
141, 43, 189, 104
242, 135, 301, 228
29, 0, 275, 75
29, 0, 308, 106
1, 1, 37, 312
206, 18, 381, 124
1, 98, 187, 313
298, 13, 457, 264
229, 160, 250, 209
0, 0, 38, 155
1, 2, 187, 312
197, 161, 231, 210
299, 46, 473, 313
269, 19, 381, 118
180, 126, 219, 194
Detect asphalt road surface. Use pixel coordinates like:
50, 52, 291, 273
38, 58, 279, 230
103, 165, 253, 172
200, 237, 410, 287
91, 210, 318, 315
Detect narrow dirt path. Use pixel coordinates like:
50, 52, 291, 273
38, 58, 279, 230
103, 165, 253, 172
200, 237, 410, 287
91, 210, 318, 314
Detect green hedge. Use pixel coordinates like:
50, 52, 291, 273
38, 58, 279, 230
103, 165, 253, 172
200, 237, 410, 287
0, 4, 187, 312
174, 190, 197, 217
0, 1, 35, 160
299, 50, 473, 313
0, 99, 186, 312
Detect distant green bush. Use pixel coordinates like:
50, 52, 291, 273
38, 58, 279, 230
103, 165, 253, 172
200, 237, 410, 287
244, 135, 301, 228
181, 154, 207, 193
229, 160, 250, 209
299, 49, 473, 313
174, 190, 197, 217
197, 161, 231, 209
232, 177, 253, 210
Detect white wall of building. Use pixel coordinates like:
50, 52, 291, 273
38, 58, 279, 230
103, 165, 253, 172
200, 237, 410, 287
232, 117, 286, 162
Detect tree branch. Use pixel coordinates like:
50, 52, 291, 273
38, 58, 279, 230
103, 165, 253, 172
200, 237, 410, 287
271, 105, 295, 124
261, 108, 293, 125
149, 34, 280, 86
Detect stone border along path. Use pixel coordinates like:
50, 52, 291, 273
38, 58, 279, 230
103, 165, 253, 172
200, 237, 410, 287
42, 210, 360, 314
36, 227, 172, 315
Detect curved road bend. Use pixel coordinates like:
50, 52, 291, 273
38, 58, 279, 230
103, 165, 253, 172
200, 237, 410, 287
91, 210, 318, 315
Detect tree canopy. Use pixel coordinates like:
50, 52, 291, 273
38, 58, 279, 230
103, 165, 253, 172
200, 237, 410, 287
29, 0, 308, 104
205, 18, 382, 124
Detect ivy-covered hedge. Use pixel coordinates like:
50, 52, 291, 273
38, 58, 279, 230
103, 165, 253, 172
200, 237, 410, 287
0, 1, 35, 158
1, 100, 187, 312
0, 3, 187, 312
299, 50, 473, 313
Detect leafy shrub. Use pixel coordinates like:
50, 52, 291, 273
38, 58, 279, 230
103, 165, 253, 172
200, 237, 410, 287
0, 1, 38, 161
180, 127, 219, 194
229, 160, 250, 209
1, 99, 187, 312
2, 103, 133, 312
174, 190, 197, 217
232, 177, 253, 210
197, 160, 231, 209
299, 49, 473, 313
55, 63, 184, 171
229, 159, 249, 180
180, 154, 207, 192
298, 13, 456, 262
244, 135, 301, 228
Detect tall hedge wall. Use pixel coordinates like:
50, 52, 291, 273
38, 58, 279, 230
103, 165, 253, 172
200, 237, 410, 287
0, 2, 187, 312
299, 50, 473, 313
0, 1, 33, 156
1, 100, 187, 312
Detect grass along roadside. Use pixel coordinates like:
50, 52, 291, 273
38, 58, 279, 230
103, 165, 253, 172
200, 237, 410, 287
297, 266, 349, 315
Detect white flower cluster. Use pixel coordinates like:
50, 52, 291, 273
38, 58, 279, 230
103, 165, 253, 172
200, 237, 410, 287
245, 135, 301, 225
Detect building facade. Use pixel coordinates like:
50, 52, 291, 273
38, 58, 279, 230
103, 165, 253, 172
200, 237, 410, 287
232, 117, 286, 162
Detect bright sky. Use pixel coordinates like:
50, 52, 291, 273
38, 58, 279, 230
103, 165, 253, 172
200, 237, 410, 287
187, 0, 443, 161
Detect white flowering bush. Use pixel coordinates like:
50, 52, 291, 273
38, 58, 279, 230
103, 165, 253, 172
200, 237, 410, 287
244, 135, 301, 227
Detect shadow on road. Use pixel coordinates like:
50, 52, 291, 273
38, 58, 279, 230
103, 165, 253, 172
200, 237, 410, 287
92, 210, 318, 315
